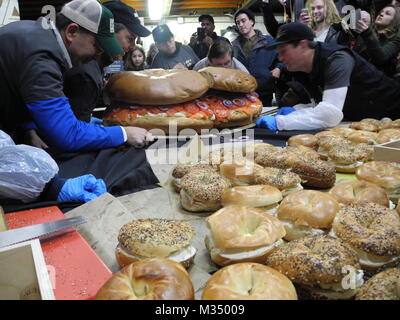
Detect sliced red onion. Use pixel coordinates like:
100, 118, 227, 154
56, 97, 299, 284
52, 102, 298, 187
246, 94, 257, 102
222, 99, 233, 107
233, 98, 246, 106
195, 100, 210, 110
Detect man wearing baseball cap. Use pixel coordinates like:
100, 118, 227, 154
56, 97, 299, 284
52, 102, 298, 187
256, 22, 400, 131
151, 24, 199, 69
62, 0, 152, 124
0, 0, 153, 155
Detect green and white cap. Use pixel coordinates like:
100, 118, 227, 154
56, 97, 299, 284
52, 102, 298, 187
61, 0, 123, 56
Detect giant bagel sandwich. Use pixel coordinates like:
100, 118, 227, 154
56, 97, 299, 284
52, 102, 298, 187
103, 68, 262, 133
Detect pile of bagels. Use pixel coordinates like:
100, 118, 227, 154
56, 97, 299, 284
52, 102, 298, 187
102, 67, 263, 133
95, 117, 400, 300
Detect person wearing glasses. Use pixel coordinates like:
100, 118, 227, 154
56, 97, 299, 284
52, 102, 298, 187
193, 38, 249, 72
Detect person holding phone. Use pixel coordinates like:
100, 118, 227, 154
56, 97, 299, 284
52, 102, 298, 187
299, 0, 353, 45
353, 5, 400, 77
189, 14, 221, 59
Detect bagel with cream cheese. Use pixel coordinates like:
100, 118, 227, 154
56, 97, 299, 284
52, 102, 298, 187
115, 219, 197, 269
331, 203, 400, 270
329, 180, 390, 207
221, 185, 283, 215
205, 205, 286, 266
356, 161, 400, 203
266, 235, 364, 300
277, 190, 340, 241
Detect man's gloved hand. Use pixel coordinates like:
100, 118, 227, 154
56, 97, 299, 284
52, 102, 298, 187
57, 174, 107, 203
276, 107, 296, 115
90, 117, 103, 125
256, 115, 278, 130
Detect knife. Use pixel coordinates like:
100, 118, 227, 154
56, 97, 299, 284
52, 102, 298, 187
0, 216, 87, 248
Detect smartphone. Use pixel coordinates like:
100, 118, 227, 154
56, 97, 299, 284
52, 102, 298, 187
197, 27, 206, 41
355, 8, 361, 22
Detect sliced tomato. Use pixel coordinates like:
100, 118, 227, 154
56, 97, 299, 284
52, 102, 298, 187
214, 108, 230, 121
184, 103, 200, 115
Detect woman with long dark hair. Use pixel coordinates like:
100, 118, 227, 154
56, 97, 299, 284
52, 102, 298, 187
354, 5, 400, 77
124, 46, 146, 71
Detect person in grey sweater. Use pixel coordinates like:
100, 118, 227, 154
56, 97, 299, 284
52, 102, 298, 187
193, 38, 249, 72
150, 24, 199, 69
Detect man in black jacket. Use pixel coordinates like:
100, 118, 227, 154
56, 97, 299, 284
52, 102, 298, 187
189, 14, 219, 59
257, 22, 400, 131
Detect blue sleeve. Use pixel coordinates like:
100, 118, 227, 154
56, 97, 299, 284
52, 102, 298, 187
26, 97, 125, 152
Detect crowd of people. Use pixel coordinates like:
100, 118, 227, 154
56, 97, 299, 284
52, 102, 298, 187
0, 0, 399, 205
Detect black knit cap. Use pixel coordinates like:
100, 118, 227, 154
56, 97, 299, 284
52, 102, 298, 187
266, 22, 315, 50
234, 8, 255, 24
199, 14, 214, 24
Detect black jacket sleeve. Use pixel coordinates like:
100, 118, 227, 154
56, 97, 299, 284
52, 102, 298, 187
261, 2, 281, 38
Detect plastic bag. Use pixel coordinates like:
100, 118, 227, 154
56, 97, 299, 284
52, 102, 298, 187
0, 130, 15, 148
0, 144, 59, 202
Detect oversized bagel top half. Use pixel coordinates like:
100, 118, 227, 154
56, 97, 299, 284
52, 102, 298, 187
104, 69, 212, 105
198, 66, 258, 93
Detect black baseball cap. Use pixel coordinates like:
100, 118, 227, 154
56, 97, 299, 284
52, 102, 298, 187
266, 22, 315, 50
199, 14, 214, 24
103, 0, 151, 37
152, 24, 174, 43
234, 8, 255, 24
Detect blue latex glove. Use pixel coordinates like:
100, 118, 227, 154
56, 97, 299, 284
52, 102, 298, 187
256, 115, 278, 130
276, 107, 296, 115
90, 117, 103, 125
57, 174, 107, 203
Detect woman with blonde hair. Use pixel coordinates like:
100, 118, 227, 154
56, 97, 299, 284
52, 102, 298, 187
299, 0, 353, 45
354, 5, 400, 77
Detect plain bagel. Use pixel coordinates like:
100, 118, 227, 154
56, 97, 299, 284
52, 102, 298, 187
201, 263, 297, 300
104, 69, 211, 105
95, 258, 194, 300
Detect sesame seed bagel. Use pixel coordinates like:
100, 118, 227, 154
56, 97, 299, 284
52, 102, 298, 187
376, 129, 400, 144
360, 118, 381, 127
116, 219, 196, 268
329, 180, 390, 207
355, 268, 400, 300
290, 159, 336, 189
201, 263, 298, 300
287, 134, 319, 150
316, 135, 348, 160
265, 235, 361, 287
347, 130, 378, 144
327, 144, 373, 173
252, 167, 302, 195
380, 119, 400, 130
180, 170, 232, 212
349, 121, 378, 132
254, 148, 299, 169
172, 162, 217, 179
96, 258, 194, 300
331, 126, 357, 137
171, 162, 218, 192
286, 145, 320, 161
331, 203, 400, 269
